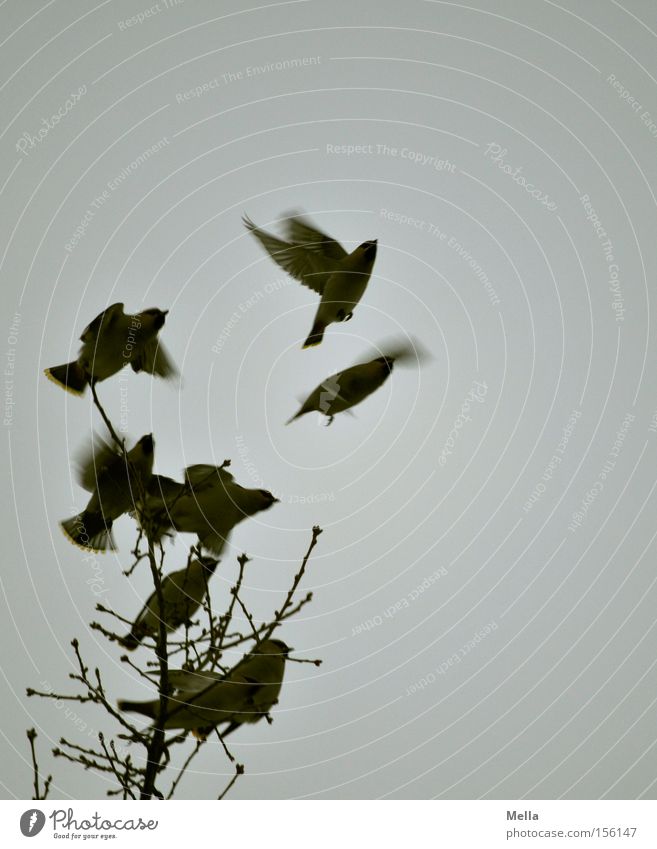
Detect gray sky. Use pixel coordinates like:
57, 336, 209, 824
2, 0, 657, 800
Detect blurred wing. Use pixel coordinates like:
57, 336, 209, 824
384, 339, 426, 365
131, 338, 178, 379
283, 212, 347, 262
77, 433, 121, 491
356, 337, 429, 368
243, 215, 331, 294
80, 303, 123, 342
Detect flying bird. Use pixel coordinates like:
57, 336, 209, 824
45, 303, 176, 395
243, 212, 377, 347
120, 556, 220, 650
287, 338, 424, 425
118, 638, 291, 738
147, 464, 279, 555
60, 433, 155, 551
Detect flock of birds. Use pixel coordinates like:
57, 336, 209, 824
44, 212, 422, 739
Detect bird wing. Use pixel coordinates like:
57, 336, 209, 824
141, 475, 185, 523
357, 336, 429, 367
76, 434, 121, 492
243, 215, 333, 294
283, 212, 347, 262
196, 528, 229, 557
79, 303, 123, 342
170, 671, 254, 725
132, 566, 192, 632
321, 364, 377, 410
148, 474, 185, 501
130, 338, 177, 379
339, 368, 368, 395
169, 651, 283, 727
184, 464, 235, 490
168, 668, 224, 695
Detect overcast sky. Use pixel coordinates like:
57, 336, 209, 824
3, 0, 657, 800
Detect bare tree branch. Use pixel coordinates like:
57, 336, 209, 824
31, 390, 324, 800
218, 763, 244, 800
26, 729, 52, 801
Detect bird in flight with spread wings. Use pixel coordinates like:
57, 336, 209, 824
244, 211, 377, 348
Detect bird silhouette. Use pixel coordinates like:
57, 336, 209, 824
118, 639, 291, 738
287, 338, 425, 425
120, 556, 220, 650
244, 212, 377, 347
61, 433, 154, 551
45, 303, 176, 395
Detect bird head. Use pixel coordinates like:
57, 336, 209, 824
257, 489, 280, 508
375, 356, 395, 373
138, 434, 155, 454
199, 556, 220, 574
232, 487, 280, 519
358, 239, 378, 263
141, 308, 169, 330
264, 639, 293, 657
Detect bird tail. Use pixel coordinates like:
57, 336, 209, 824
44, 362, 88, 395
60, 512, 115, 553
302, 320, 325, 349
117, 699, 157, 719
285, 408, 305, 425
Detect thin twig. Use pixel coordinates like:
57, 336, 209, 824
26, 729, 52, 800
90, 382, 124, 450
166, 740, 202, 799
99, 733, 136, 800
119, 653, 160, 685
256, 526, 322, 649
217, 763, 244, 800
214, 727, 235, 763
139, 534, 170, 800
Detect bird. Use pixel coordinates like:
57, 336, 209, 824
120, 556, 220, 650
44, 303, 176, 395
243, 211, 377, 347
118, 638, 292, 737
287, 338, 424, 425
146, 464, 279, 555
60, 433, 155, 551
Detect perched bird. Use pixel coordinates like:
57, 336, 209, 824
60, 433, 155, 551
45, 303, 176, 395
287, 339, 424, 425
120, 556, 220, 650
118, 639, 292, 737
147, 464, 279, 555
243, 212, 377, 347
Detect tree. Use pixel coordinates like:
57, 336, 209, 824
27, 383, 322, 800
